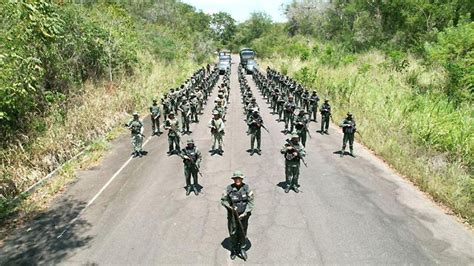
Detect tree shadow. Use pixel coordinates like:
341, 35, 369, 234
0, 197, 92, 265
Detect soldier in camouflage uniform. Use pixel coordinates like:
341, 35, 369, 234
179, 97, 192, 134
280, 134, 306, 193
150, 99, 161, 136
340, 112, 357, 157
283, 95, 297, 133
294, 109, 310, 147
209, 110, 225, 154
220, 171, 255, 261
163, 112, 181, 155
247, 109, 263, 155
125, 112, 144, 158
309, 91, 320, 122
320, 99, 331, 134
180, 139, 203, 195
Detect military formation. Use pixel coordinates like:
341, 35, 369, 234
124, 59, 359, 261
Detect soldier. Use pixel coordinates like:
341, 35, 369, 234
301, 90, 310, 112
280, 134, 306, 193
163, 111, 181, 155
340, 112, 357, 157
220, 171, 255, 261
189, 93, 199, 123
125, 112, 144, 158
208, 110, 225, 154
309, 91, 320, 122
276, 92, 286, 121
179, 97, 191, 134
213, 99, 226, 121
247, 109, 263, 155
150, 99, 161, 136
294, 109, 310, 147
245, 98, 259, 122
320, 99, 332, 134
283, 95, 297, 133
180, 139, 203, 195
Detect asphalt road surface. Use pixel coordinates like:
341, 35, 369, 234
1, 55, 473, 265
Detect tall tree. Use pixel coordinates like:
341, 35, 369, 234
210, 12, 236, 47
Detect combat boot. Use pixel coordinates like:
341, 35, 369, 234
230, 250, 237, 260
284, 185, 291, 193
186, 186, 192, 196
293, 186, 299, 193
340, 148, 345, 157
350, 148, 355, 157
240, 249, 247, 261
193, 185, 199, 196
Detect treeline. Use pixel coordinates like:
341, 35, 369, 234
227, 0, 473, 104
0, 0, 215, 145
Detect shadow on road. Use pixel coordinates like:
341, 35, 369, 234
0, 197, 92, 265
221, 237, 252, 252
276, 181, 288, 191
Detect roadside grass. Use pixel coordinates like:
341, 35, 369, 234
262, 51, 473, 224
0, 52, 199, 225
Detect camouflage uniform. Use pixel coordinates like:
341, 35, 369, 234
209, 111, 225, 153
340, 112, 357, 156
247, 111, 263, 154
220, 171, 255, 261
164, 112, 181, 154
294, 110, 309, 147
280, 134, 306, 193
126, 112, 144, 157
320, 100, 331, 134
150, 99, 161, 135
180, 139, 202, 195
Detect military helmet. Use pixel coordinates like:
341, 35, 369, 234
212, 110, 220, 115
312, 91, 317, 94
231, 170, 244, 179
251, 97, 256, 102
153, 98, 157, 102
347, 112, 353, 117
169, 111, 175, 115
182, 97, 187, 101
289, 95, 294, 99
324, 99, 329, 102
132, 111, 139, 116
186, 139, 194, 144
290, 133, 299, 139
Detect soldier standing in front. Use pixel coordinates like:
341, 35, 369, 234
220, 171, 255, 261
281, 134, 306, 193
150, 98, 161, 136
340, 112, 357, 157
209, 110, 225, 155
320, 99, 331, 134
180, 139, 202, 195
125, 112, 144, 158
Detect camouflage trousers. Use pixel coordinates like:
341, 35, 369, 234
342, 133, 355, 151
212, 133, 224, 150
250, 129, 261, 150
227, 212, 250, 250
131, 134, 143, 153
285, 162, 300, 187
168, 134, 180, 152
321, 115, 330, 132
184, 165, 199, 187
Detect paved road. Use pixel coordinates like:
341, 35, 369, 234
1, 55, 473, 265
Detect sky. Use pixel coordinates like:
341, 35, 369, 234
181, 0, 293, 23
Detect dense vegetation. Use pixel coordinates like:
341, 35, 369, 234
0, 0, 216, 221
228, 1, 473, 222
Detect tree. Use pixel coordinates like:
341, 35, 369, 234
210, 12, 236, 47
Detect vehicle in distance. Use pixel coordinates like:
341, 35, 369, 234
239, 48, 257, 74
218, 54, 231, 74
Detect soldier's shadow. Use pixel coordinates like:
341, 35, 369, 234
221, 237, 252, 252
276, 181, 287, 191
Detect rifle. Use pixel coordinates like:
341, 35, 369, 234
179, 150, 203, 177
285, 139, 308, 167
228, 199, 247, 249
303, 121, 312, 139
260, 124, 270, 134
124, 123, 145, 138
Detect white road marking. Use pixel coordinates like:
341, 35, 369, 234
57, 136, 153, 238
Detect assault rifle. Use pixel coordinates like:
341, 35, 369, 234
178, 151, 203, 177
285, 139, 308, 167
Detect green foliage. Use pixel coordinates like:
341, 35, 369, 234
210, 12, 236, 47
425, 19, 474, 102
